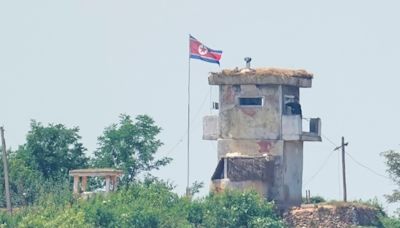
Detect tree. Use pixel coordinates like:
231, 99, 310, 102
93, 114, 171, 185
16, 120, 88, 178
382, 150, 400, 204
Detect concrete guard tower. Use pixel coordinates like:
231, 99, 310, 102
203, 63, 321, 209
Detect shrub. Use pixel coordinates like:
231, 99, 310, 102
0, 179, 285, 227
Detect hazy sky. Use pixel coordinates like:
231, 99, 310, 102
1, 0, 400, 213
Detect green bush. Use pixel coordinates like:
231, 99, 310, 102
0, 179, 285, 227
198, 190, 284, 228
302, 195, 326, 204
380, 216, 400, 228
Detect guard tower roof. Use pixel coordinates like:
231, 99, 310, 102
209, 67, 313, 88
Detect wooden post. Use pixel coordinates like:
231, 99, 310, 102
1, 127, 12, 214
306, 190, 310, 204
73, 175, 80, 194
341, 136, 347, 202
334, 137, 349, 202
81, 176, 87, 192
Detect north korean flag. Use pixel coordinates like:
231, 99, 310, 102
189, 35, 222, 65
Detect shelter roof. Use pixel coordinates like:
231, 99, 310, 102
208, 67, 314, 87
211, 67, 313, 79
69, 168, 123, 177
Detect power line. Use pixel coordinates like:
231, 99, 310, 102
303, 118, 392, 191
161, 89, 211, 157
302, 118, 340, 186
303, 117, 339, 147
322, 127, 390, 181
345, 150, 391, 180
321, 133, 339, 148
304, 149, 336, 186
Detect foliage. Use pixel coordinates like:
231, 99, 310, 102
379, 216, 400, 228
0, 150, 43, 207
197, 190, 285, 228
382, 150, 400, 205
302, 195, 326, 204
80, 178, 190, 227
93, 114, 171, 185
187, 181, 204, 197
25, 189, 84, 227
8, 155, 43, 206
0, 180, 285, 228
0, 121, 87, 207
15, 120, 88, 178
0, 150, 76, 208
0, 115, 284, 227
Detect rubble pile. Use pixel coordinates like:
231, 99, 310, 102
283, 203, 380, 228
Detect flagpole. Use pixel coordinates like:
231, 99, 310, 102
186, 39, 191, 196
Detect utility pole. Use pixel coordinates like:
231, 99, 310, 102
334, 136, 348, 202
1, 127, 12, 214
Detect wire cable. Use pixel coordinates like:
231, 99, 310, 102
302, 117, 338, 147
160, 89, 211, 157
345, 151, 391, 180
304, 149, 336, 186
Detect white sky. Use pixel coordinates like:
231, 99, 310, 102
1, 0, 400, 213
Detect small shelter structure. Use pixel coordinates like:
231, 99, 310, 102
69, 168, 123, 194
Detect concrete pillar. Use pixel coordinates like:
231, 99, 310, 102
114, 176, 119, 191
81, 176, 87, 192
73, 176, 79, 194
105, 176, 110, 192
110, 176, 115, 191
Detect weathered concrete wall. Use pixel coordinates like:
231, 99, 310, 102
203, 115, 218, 140
281, 141, 303, 207
219, 84, 281, 140
217, 139, 283, 159
282, 86, 299, 104
282, 115, 302, 140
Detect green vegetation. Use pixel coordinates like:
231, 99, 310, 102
382, 150, 400, 205
0, 114, 284, 227
92, 114, 171, 185
0, 114, 170, 207
0, 179, 284, 227
380, 150, 400, 225
16, 120, 89, 178
302, 195, 326, 204
0, 120, 88, 207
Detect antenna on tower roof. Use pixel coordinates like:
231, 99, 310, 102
244, 57, 252, 68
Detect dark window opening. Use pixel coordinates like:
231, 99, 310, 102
239, 97, 263, 106
212, 102, 219, 110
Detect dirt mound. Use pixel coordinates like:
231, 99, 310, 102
283, 202, 381, 228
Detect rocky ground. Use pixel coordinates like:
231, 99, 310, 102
283, 202, 381, 228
